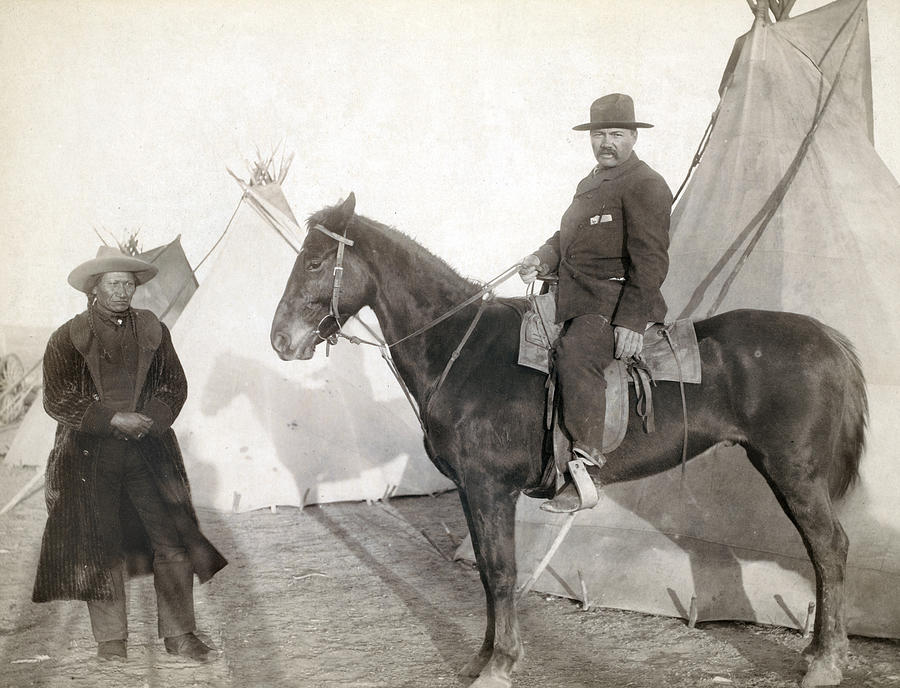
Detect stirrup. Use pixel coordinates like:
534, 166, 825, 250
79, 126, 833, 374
568, 458, 600, 510
540, 457, 600, 513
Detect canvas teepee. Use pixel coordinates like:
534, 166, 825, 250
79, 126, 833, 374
461, 0, 900, 639
5, 237, 198, 470
169, 179, 453, 512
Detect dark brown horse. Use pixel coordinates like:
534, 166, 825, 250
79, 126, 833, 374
270, 193, 867, 688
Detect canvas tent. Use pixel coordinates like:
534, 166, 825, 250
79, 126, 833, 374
5, 237, 197, 468
459, 0, 900, 639
169, 180, 453, 512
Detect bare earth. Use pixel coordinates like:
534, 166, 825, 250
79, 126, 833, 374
1, 463, 897, 688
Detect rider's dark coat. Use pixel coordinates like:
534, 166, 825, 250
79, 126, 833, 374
534, 152, 672, 332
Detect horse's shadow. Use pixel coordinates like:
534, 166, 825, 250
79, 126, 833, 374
191, 348, 446, 508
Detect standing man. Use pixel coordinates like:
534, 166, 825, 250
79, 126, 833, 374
519, 93, 672, 513
33, 247, 227, 662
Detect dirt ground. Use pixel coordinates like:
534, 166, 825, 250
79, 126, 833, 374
1, 461, 898, 688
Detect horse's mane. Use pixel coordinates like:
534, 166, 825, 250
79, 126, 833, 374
307, 202, 484, 297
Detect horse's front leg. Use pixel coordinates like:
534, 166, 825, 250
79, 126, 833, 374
458, 481, 523, 688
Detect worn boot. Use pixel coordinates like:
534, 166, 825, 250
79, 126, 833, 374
164, 632, 215, 662
541, 447, 605, 513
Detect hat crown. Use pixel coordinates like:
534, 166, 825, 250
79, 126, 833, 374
591, 93, 635, 125
95, 245, 130, 259
572, 92, 653, 130
67, 245, 159, 293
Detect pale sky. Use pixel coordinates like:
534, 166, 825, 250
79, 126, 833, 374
1, 0, 898, 330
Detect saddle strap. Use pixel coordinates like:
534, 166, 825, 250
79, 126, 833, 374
629, 363, 656, 433
662, 328, 690, 477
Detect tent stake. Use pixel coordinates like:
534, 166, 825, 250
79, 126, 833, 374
802, 601, 816, 637
688, 595, 699, 628
440, 521, 461, 547
300, 488, 310, 510
516, 512, 577, 601
578, 569, 591, 611
231, 492, 241, 513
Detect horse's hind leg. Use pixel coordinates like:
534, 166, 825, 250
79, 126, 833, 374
753, 451, 849, 687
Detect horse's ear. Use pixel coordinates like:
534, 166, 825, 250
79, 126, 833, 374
337, 192, 356, 224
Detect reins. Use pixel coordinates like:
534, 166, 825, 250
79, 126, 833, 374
311, 221, 522, 429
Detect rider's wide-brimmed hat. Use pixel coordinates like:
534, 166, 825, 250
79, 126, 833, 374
572, 93, 654, 131
68, 246, 158, 293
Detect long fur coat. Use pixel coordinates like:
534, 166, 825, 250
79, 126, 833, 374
32, 308, 227, 603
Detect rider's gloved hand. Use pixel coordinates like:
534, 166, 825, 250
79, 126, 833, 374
518, 254, 542, 284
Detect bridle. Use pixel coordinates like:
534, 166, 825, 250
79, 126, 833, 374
309, 223, 354, 346
307, 221, 522, 428
310, 222, 521, 351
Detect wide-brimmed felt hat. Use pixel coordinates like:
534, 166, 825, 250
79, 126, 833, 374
68, 246, 158, 293
572, 93, 653, 131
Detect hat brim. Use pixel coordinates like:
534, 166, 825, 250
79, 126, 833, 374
573, 121, 654, 131
68, 255, 159, 293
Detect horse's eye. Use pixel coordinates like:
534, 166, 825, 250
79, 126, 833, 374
306, 258, 323, 271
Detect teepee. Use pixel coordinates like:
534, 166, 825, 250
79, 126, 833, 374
461, 0, 900, 639
169, 179, 453, 512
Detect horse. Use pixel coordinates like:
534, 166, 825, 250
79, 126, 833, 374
270, 193, 867, 688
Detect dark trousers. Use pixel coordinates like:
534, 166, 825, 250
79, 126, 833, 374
87, 440, 195, 642
554, 313, 616, 457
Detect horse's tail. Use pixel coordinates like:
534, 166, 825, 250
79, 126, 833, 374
822, 323, 869, 499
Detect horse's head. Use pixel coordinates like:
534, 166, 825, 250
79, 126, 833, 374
271, 192, 373, 360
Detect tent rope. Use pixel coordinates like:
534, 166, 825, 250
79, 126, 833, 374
672, 110, 718, 206
193, 196, 244, 273
672, 108, 719, 206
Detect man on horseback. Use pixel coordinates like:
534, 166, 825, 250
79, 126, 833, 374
519, 93, 673, 513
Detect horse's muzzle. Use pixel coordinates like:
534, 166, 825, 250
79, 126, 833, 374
271, 324, 317, 360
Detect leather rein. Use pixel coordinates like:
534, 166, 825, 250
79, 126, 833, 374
310, 223, 522, 430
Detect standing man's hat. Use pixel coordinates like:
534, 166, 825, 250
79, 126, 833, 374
572, 93, 654, 131
68, 246, 159, 293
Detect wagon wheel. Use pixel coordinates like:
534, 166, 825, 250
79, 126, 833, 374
0, 353, 26, 424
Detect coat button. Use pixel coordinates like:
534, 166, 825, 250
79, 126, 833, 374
92, 393, 99, 401
82, 449, 89, 456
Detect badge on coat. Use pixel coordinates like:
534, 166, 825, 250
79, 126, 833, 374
589, 214, 614, 225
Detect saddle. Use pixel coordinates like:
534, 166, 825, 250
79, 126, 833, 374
518, 291, 701, 497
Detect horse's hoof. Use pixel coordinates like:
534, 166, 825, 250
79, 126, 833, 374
468, 674, 512, 688
801, 656, 843, 687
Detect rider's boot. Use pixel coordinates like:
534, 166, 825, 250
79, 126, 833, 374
541, 446, 605, 513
